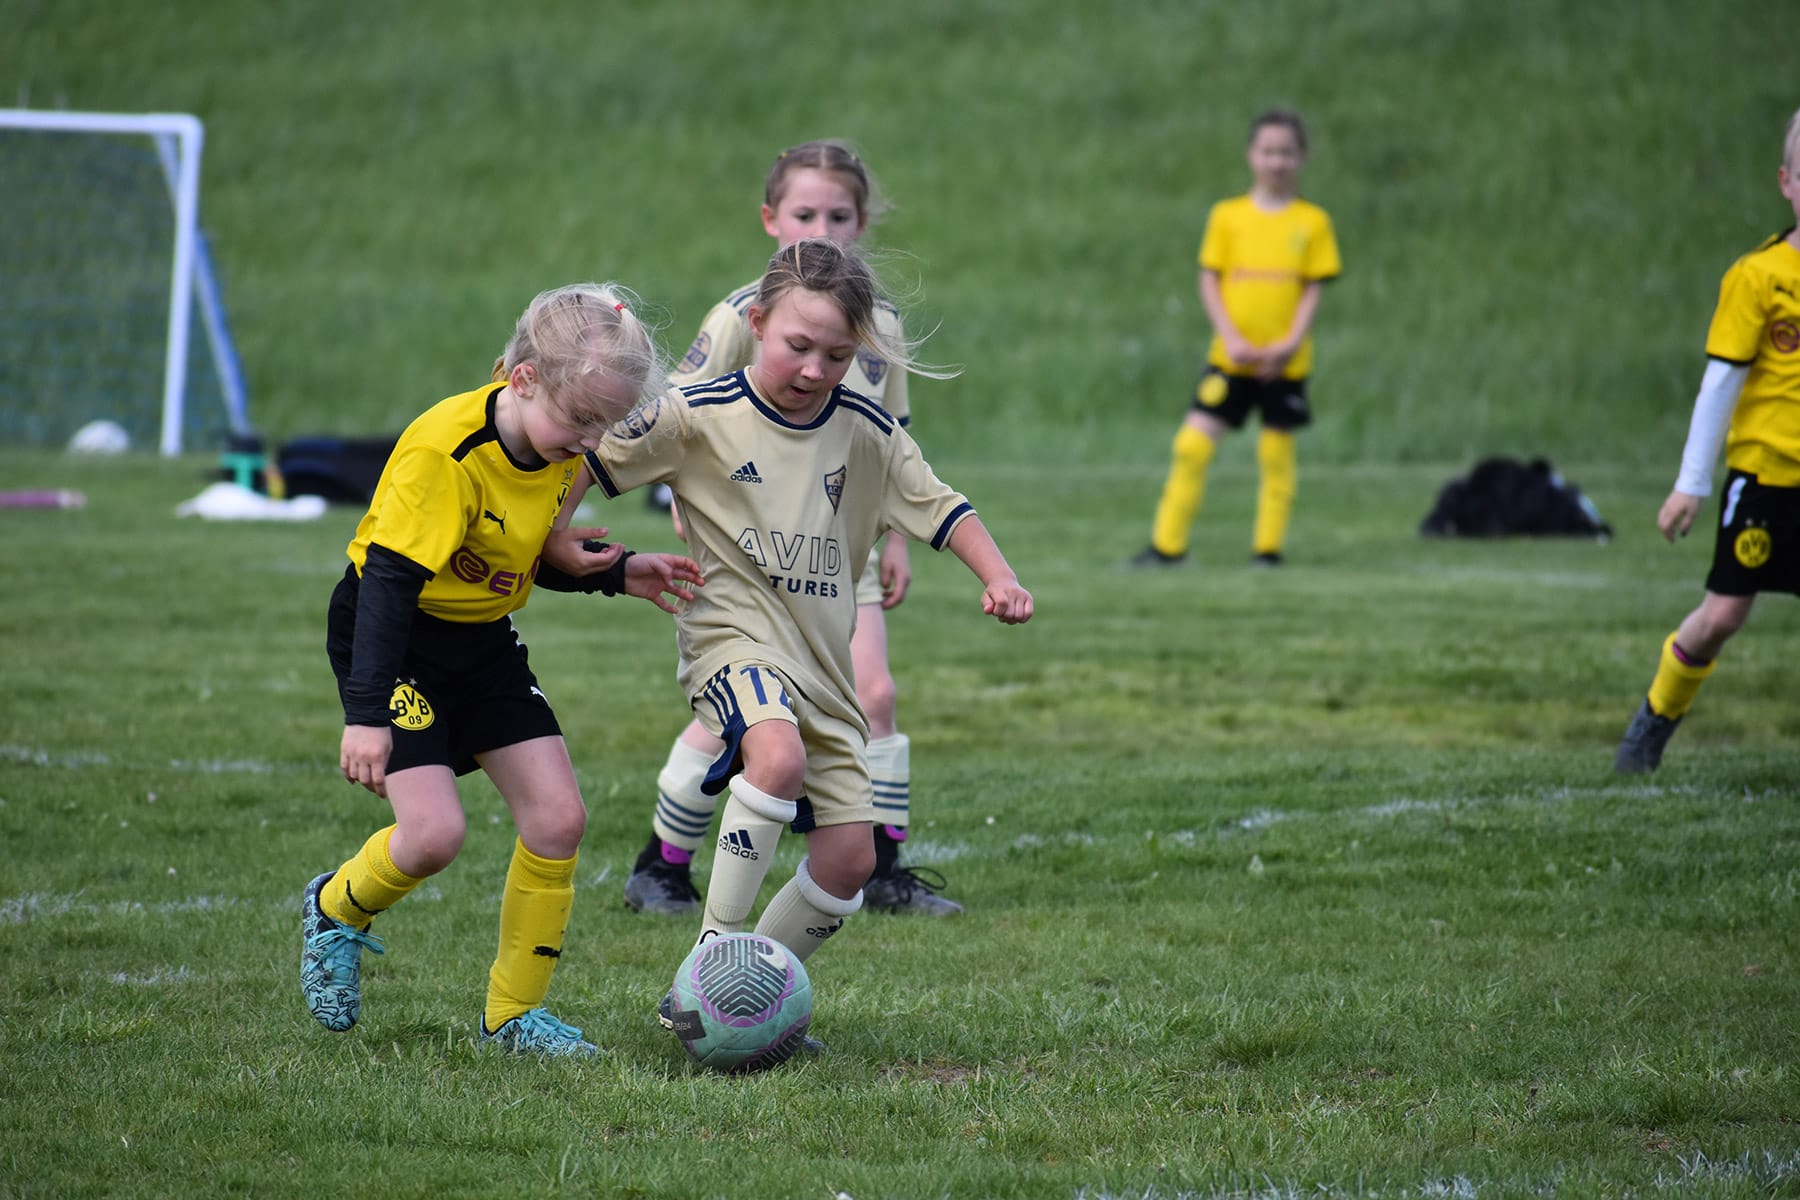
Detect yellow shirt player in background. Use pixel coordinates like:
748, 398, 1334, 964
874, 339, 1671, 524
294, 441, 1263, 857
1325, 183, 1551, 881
1616, 105, 1800, 772
622, 140, 965, 919
299, 284, 700, 1056
1132, 109, 1341, 568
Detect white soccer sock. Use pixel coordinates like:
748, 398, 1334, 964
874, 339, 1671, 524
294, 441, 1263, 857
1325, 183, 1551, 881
652, 738, 721, 854
698, 776, 795, 941
866, 732, 911, 830
754, 857, 863, 963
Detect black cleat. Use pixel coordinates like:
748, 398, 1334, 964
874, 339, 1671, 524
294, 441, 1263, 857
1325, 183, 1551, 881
863, 865, 965, 916
1127, 545, 1186, 568
1615, 697, 1682, 774
624, 837, 702, 915
1250, 552, 1284, 567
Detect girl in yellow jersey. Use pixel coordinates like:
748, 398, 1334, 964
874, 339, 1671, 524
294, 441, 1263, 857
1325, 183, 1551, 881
1616, 107, 1800, 772
298, 284, 702, 1055
1133, 109, 1341, 567
622, 141, 964, 918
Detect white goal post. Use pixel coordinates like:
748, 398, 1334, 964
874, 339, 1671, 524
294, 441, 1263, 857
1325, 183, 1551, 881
0, 109, 249, 456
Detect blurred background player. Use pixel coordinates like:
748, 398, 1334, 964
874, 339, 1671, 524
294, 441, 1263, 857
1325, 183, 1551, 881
1615, 106, 1800, 773
551, 240, 1031, 1035
1132, 109, 1341, 568
300, 284, 700, 1056
623, 140, 963, 916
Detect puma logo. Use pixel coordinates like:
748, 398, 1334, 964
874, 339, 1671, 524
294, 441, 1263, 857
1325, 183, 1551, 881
483, 508, 508, 534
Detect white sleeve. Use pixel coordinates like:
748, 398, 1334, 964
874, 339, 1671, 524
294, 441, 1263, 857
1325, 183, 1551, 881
1673, 358, 1749, 497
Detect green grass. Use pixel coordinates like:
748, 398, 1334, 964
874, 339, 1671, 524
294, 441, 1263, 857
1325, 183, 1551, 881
1, 449, 1796, 1198
4, 2, 1799, 1196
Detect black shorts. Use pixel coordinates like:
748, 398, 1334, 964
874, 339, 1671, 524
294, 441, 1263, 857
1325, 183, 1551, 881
326, 566, 562, 776
1189, 366, 1311, 431
1705, 470, 1800, 597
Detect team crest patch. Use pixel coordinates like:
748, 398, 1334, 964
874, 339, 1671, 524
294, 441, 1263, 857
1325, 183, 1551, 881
1771, 321, 1799, 354
1734, 525, 1772, 569
614, 394, 662, 441
680, 332, 713, 375
823, 466, 846, 512
389, 682, 434, 730
1198, 372, 1229, 407
857, 349, 888, 387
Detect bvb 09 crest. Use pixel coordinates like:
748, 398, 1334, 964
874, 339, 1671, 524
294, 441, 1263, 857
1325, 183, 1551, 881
389, 682, 434, 730
1733, 524, 1772, 569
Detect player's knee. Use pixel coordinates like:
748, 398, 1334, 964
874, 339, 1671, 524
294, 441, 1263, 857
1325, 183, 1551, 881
531, 799, 588, 859
810, 840, 876, 899
857, 670, 898, 728
403, 814, 467, 874
742, 736, 807, 800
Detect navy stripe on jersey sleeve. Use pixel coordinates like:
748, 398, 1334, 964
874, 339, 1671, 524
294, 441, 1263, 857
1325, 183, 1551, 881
583, 450, 623, 499
836, 392, 896, 434
931, 502, 975, 551
682, 371, 751, 408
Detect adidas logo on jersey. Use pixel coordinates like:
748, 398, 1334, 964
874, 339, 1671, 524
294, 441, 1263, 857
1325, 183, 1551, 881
729, 460, 763, 484
719, 828, 759, 860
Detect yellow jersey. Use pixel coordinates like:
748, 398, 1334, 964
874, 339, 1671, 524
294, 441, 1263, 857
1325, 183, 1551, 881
1705, 231, 1800, 486
1199, 194, 1341, 379
347, 384, 579, 623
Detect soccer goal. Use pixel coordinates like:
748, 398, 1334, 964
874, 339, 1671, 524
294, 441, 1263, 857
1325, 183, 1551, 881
0, 109, 250, 456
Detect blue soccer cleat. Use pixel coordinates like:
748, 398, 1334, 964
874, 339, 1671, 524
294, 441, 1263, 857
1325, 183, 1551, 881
300, 871, 385, 1032
479, 1007, 601, 1057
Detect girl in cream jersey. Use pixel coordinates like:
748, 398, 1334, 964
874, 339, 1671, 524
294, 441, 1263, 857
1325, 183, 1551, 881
626, 139, 961, 917
554, 238, 1030, 1008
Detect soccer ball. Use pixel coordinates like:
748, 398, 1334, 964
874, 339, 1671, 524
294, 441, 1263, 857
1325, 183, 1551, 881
667, 933, 813, 1073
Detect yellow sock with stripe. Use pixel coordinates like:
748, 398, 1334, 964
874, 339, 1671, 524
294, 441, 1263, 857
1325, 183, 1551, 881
1646, 631, 1716, 719
321, 825, 421, 931
1149, 425, 1216, 557
1252, 428, 1297, 556
484, 839, 578, 1030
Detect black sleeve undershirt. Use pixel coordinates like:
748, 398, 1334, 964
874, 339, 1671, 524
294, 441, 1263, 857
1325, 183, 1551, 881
342, 543, 430, 727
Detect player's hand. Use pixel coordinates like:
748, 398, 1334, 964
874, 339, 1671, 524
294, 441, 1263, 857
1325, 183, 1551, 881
1657, 490, 1703, 543
1255, 340, 1297, 381
341, 724, 393, 799
623, 552, 704, 613
542, 525, 618, 573
1223, 334, 1264, 369
879, 538, 912, 609
981, 579, 1034, 625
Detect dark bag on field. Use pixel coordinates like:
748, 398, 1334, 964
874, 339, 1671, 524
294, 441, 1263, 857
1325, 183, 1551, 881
276, 434, 399, 504
1419, 456, 1611, 540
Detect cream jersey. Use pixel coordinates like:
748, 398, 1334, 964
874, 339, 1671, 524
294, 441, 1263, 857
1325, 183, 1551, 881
584, 370, 972, 731
347, 384, 578, 622
674, 279, 911, 427
1199, 194, 1341, 379
1704, 231, 1800, 486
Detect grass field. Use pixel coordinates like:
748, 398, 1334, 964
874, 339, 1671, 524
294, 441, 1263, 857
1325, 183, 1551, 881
4, 1, 1799, 1196
2, 448, 1795, 1198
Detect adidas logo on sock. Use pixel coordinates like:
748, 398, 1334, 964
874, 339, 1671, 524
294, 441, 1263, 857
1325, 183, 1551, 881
728, 460, 763, 484
718, 828, 759, 860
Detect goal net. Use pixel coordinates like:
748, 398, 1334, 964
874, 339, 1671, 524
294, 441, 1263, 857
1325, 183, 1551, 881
0, 110, 250, 456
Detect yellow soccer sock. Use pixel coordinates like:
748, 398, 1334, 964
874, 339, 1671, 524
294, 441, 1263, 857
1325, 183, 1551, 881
1149, 425, 1216, 557
1252, 429, 1297, 556
321, 826, 421, 930
484, 840, 577, 1030
1645, 631, 1717, 719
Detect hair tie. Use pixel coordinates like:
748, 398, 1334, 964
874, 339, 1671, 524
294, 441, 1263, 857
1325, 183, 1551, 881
614, 301, 627, 313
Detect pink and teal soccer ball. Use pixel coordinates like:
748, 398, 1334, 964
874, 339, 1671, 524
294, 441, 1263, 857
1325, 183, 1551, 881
668, 933, 813, 1073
